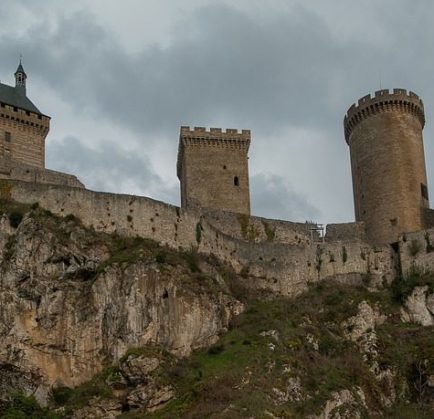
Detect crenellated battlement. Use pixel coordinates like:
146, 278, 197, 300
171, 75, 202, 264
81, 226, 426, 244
180, 126, 251, 137
344, 89, 425, 143
177, 126, 251, 179
177, 126, 251, 214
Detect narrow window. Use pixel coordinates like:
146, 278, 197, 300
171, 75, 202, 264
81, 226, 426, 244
234, 176, 239, 186
421, 183, 429, 200
5, 132, 11, 143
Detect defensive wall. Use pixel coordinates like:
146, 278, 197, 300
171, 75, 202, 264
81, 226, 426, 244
0, 180, 396, 296
325, 222, 366, 242
0, 158, 83, 188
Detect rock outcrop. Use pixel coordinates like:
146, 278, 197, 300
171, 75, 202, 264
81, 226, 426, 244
0, 208, 243, 406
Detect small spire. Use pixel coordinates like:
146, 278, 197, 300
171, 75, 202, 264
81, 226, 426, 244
14, 57, 27, 93
15, 56, 26, 77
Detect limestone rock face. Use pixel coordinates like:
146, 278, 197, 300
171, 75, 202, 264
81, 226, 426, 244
0, 213, 243, 404
310, 388, 367, 419
126, 382, 175, 411
400, 286, 434, 326
120, 355, 160, 385
71, 398, 123, 419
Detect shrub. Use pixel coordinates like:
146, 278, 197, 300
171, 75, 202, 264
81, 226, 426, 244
64, 213, 77, 223
207, 343, 224, 355
1, 392, 61, 418
155, 251, 167, 264
391, 269, 434, 303
240, 266, 249, 278
8, 211, 23, 228
196, 222, 202, 244
43, 209, 54, 217
184, 248, 200, 272
409, 239, 422, 256
262, 221, 276, 242
342, 246, 348, 263
51, 386, 74, 405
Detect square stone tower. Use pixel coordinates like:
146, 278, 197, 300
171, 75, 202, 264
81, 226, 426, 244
177, 126, 251, 214
0, 61, 50, 168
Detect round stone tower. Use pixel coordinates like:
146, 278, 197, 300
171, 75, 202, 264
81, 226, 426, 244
344, 89, 428, 244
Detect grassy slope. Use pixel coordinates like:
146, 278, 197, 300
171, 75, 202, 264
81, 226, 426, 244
1, 200, 434, 417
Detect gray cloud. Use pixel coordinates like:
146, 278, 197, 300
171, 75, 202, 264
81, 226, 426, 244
251, 173, 320, 222
2, 1, 434, 224
46, 137, 179, 205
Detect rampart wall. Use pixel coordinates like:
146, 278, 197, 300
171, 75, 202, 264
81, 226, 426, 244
398, 228, 434, 275
202, 209, 315, 245
326, 222, 366, 242
0, 158, 83, 188
0, 180, 396, 296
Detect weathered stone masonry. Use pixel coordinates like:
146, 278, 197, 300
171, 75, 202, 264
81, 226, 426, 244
344, 89, 428, 244
0, 180, 395, 297
0, 62, 82, 188
177, 126, 251, 215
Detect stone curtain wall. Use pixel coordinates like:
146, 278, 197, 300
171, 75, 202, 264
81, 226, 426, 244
203, 209, 315, 245
0, 180, 396, 297
0, 159, 84, 188
326, 222, 366, 242
399, 228, 434, 275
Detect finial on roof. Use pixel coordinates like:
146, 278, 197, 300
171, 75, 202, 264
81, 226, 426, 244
15, 56, 26, 77
14, 56, 27, 93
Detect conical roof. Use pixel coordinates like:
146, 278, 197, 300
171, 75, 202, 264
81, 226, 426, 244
14, 61, 27, 77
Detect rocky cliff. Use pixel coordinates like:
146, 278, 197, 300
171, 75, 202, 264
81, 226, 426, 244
1, 199, 434, 418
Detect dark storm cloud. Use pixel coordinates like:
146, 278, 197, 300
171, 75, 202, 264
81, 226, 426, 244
3, 1, 434, 140
251, 173, 319, 222
0, 3, 382, 138
47, 137, 179, 205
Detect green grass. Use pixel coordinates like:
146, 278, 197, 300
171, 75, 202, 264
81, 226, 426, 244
50, 367, 115, 414
137, 283, 386, 418
0, 393, 62, 419
391, 269, 434, 303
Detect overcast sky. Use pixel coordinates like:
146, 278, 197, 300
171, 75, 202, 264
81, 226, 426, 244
1, 0, 434, 224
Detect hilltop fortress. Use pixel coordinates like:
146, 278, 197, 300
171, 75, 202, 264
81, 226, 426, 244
1, 62, 434, 296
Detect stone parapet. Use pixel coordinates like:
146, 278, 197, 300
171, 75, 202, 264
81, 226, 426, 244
326, 222, 366, 242
0, 158, 83, 188
177, 127, 250, 179
344, 89, 425, 144
0, 180, 398, 299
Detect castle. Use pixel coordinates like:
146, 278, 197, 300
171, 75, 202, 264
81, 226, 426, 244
1, 60, 434, 258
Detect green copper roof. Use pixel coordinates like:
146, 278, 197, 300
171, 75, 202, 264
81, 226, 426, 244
0, 82, 42, 115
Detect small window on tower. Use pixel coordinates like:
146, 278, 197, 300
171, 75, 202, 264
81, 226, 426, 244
234, 176, 239, 187
5, 132, 11, 143
421, 183, 429, 200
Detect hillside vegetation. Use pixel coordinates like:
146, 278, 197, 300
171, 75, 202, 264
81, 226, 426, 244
0, 200, 433, 418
